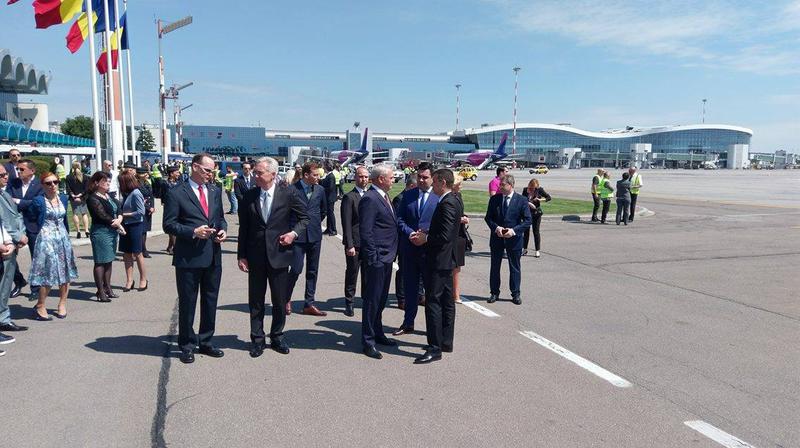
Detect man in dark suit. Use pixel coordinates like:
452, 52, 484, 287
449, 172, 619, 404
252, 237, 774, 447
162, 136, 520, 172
321, 161, 338, 236
163, 153, 228, 364
392, 173, 417, 309
3, 148, 21, 181
484, 174, 532, 305
340, 165, 369, 317
359, 164, 399, 359
238, 157, 309, 358
394, 162, 438, 336
286, 161, 328, 317
233, 161, 256, 204
159, 165, 183, 255
410, 168, 462, 364
7, 158, 43, 298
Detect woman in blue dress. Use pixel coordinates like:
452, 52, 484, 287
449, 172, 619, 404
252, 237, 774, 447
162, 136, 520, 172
30, 172, 79, 321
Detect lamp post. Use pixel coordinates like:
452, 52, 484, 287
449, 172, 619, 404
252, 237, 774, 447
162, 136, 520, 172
176, 103, 193, 153
512, 67, 521, 155
702, 98, 707, 124
455, 83, 461, 131
157, 15, 192, 163
164, 82, 193, 153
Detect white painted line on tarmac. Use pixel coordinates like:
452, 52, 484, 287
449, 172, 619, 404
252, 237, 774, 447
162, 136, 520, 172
459, 298, 500, 317
684, 421, 757, 448
518, 330, 632, 388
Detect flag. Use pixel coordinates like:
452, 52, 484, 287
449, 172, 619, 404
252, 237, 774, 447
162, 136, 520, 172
34, 0, 83, 29
65, 11, 98, 53
119, 13, 128, 50
96, 26, 122, 74
93, 0, 117, 33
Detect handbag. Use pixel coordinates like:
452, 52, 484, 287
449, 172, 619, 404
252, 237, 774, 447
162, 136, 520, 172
463, 227, 473, 252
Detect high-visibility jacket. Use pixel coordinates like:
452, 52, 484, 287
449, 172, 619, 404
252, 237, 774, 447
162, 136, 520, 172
332, 169, 342, 185
599, 179, 614, 199
223, 174, 234, 192
591, 174, 601, 194
151, 164, 163, 179
630, 173, 642, 194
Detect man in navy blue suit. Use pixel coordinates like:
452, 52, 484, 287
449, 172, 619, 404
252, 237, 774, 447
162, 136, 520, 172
286, 162, 328, 317
359, 164, 398, 359
393, 162, 438, 336
484, 174, 532, 305
163, 153, 228, 364
6, 158, 43, 298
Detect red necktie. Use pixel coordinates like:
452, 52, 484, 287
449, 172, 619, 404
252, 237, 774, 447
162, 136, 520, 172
198, 185, 209, 217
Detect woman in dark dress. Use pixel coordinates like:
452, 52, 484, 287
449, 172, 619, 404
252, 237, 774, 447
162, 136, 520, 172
66, 161, 90, 239
86, 172, 125, 302
452, 175, 469, 304
118, 173, 148, 292
522, 178, 552, 258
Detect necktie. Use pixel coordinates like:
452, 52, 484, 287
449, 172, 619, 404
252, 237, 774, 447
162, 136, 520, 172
198, 185, 209, 217
502, 195, 510, 216
262, 191, 271, 223
306, 185, 312, 199
419, 190, 427, 215
384, 193, 393, 214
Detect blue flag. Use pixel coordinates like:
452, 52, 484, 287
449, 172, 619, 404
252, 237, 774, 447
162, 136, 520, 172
120, 13, 128, 49
93, 0, 117, 33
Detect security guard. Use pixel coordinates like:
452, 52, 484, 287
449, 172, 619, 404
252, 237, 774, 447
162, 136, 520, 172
628, 167, 643, 222
590, 168, 605, 222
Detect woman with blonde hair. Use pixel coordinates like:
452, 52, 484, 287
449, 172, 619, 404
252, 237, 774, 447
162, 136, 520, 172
451, 175, 469, 304
66, 161, 90, 238
522, 178, 551, 257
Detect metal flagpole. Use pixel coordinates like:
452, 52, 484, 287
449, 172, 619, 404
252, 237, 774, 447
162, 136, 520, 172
455, 83, 461, 131
102, 0, 117, 161
512, 66, 521, 155
85, 0, 103, 171
113, 0, 128, 162
123, 0, 137, 163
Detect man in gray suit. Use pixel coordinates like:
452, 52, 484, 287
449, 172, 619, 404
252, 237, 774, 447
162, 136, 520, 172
0, 164, 28, 333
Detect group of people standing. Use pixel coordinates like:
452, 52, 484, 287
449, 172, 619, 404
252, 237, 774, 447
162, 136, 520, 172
591, 167, 643, 225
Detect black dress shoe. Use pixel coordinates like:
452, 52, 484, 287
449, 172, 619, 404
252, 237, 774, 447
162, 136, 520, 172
198, 346, 224, 358
270, 339, 290, 355
179, 350, 195, 364
487, 294, 499, 304
0, 322, 28, 331
363, 346, 382, 359
375, 336, 396, 346
414, 351, 442, 364
344, 301, 354, 317
9, 286, 21, 298
249, 343, 265, 358
512, 295, 522, 305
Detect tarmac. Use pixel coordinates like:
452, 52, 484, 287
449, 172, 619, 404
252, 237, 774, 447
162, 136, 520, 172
3, 169, 798, 447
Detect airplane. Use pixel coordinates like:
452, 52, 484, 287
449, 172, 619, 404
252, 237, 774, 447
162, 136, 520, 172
303, 128, 387, 168
447, 133, 525, 170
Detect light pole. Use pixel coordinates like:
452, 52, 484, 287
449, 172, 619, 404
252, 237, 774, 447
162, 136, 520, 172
512, 66, 521, 155
157, 15, 192, 163
176, 103, 193, 153
455, 83, 461, 131
164, 82, 193, 153
702, 98, 707, 124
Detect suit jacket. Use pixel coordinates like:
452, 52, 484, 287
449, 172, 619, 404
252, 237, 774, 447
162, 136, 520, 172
234, 175, 256, 201
359, 187, 398, 266
321, 172, 338, 203
425, 192, 462, 271
237, 184, 309, 269
29, 195, 70, 231
0, 189, 25, 244
7, 177, 44, 234
484, 192, 532, 251
396, 187, 439, 256
163, 181, 228, 269
292, 181, 327, 243
340, 187, 364, 250
3, 162, 18, 181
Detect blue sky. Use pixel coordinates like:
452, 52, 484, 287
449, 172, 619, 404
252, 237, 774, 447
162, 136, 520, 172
2, 0, 799, 151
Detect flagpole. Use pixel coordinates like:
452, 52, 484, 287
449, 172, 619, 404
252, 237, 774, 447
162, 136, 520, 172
112, 0, 128, 162
123, 0, 137, 163
101, 0, 117, 163
84, 0, 103, 171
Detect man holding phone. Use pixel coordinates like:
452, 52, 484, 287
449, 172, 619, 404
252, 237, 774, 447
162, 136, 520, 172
163, 153, 228, 364
484, 174, 531, 305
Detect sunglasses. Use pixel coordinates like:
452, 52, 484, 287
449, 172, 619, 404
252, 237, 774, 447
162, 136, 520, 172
194, 164, 214, 174
0, 173, 7, 178
43, 180, 60, 186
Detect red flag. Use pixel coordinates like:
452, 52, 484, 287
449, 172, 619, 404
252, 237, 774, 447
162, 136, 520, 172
96, 49, 118, 74
34, 0, 82, 29
65, 11, 97, 53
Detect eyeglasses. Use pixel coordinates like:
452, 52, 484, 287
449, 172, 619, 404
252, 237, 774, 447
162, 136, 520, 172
0, 173, 7, 178
194, 163, 213, 174
43, 180, 60, 186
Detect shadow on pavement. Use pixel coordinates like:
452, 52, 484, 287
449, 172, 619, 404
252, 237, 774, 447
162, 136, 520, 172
85, 333, 250, 357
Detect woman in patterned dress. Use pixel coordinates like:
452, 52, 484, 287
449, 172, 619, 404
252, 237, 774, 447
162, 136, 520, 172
30, 172, 78, 321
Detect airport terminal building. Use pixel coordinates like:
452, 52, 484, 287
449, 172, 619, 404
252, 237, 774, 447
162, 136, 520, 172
172, 122, 754, 169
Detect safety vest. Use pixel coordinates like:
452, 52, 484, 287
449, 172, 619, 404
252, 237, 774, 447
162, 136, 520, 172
599, 179, 613, 199
630, 173, 642, 194
591, 174, 601, 194
151, 164, 163, 179
223, 174, 234, 192
332, 169, 342, 185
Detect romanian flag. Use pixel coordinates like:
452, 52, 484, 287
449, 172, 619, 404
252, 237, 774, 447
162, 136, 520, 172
34, 0, 83, 29
65, 11, 98, 53
96, 26, 122, 74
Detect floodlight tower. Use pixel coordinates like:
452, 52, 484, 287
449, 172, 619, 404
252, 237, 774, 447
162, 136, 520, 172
702, 98, 707, 124
512, 67, 521, 155
157, 15, 192, 162
455, 83, 462, 131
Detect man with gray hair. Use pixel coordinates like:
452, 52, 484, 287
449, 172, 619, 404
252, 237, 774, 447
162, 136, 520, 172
359, 164, 399, 359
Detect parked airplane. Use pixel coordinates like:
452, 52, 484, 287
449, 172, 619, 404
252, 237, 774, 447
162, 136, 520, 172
448, 133, 524, 169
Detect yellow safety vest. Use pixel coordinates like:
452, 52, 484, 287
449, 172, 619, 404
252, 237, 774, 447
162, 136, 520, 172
333, 169, 342, 184
630, 173, 642, 194
591, 175, 601, 194
599, 179, 613, 199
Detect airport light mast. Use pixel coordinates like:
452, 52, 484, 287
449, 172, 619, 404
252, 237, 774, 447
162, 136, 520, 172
163, 82, 193, 153
157, 15, 192, 163
702, 98, 707, 124
174, 103, 193, 153
455, 83, 461, 131
512, 66, 521, 155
